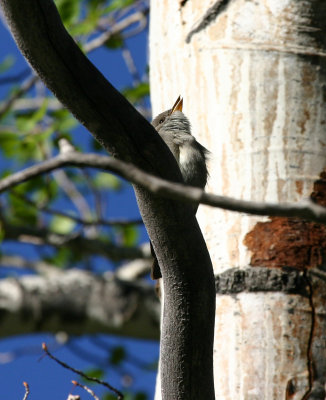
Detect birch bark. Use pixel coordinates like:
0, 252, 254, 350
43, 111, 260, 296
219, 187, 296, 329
150, 1, 326, 398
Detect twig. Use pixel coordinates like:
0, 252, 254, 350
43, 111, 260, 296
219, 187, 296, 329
84, 10, 148, 53
0, 68, 30, 85
7, 97, 62, 111
22, 382, 30, 400
42, 343, 124, 400
72, 381, 100, 400
11, 190, 143, 227
0, 75, 38, 117
52, 169, 93, 222
1, 152, 326, 224
0, 217, 149, 260
80, 169, 103, 225
122, 44, 141, 84
122, 12, 148, 39
91, 335, 152, 370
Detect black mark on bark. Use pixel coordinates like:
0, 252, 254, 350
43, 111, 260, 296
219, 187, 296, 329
186, 0, 232, 43
215, 267, 308, 296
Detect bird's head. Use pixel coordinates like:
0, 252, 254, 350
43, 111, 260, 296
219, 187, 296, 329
152, 96, 191, 134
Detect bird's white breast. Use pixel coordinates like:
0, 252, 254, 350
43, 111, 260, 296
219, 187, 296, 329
179, 143, 193, 167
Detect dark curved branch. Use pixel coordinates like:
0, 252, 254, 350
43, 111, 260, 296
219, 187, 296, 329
0, 1, 216, 398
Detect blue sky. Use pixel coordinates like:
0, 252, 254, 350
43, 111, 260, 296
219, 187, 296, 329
0, 7, 159, 400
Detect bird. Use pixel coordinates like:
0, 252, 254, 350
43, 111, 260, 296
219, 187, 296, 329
150, 96, 209, 279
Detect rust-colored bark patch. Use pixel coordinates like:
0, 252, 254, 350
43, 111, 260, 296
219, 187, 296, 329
244, 172, 326, 269
244, 217, 326, 269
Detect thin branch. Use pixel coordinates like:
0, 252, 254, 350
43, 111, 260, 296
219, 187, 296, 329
122, 45, 141, 84
42, 343, 124, 400
72, 381, 100, 400
1, 151, 326, 224
84, 10, 148, 53
67, 395, 80, 400
11, 190, 143, 227
0, 75, 38, 117
91, 335, 154, 370
122, 12, 148, 39
8, 97, 62, 111
106, 0, 146, 25
22, 382, 30, 400
67, 340, 107, 367
52, 169, 93, 221
0, 68, 30, 85
80, 169, 103, 224
0, 218, 150, 260
67, 340, 128, 385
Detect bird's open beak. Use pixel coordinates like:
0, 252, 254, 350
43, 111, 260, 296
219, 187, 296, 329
169, 96, 183, 115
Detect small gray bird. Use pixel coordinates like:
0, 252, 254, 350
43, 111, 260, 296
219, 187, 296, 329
151, 96, 209, 279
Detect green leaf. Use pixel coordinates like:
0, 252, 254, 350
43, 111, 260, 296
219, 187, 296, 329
93, 172, 121, 191
9, 193, 38, 226
0, 221, 5, 243
104, 0, 134, 13
135, 393, 147, 400
122, 82, 149, 104
104, 33, 124, 49
16, 99, 49, 133
11, 176, 42, 194
109, 346, 126, 366
91, 137, 104, 151
51, 109, 78, 133
70, 17, 98, 36
103, 394, 118, 400
6, 129, 53, 163
0, 132, 20, 158
120, 225, 138, 247
89, 0, 107, 9
55, 0, 80, 26
32, 180, 58, 204
50, 215, 76, 234
0, 55, 15, 73
45, 247, 72, 268
0, 169, 12, 179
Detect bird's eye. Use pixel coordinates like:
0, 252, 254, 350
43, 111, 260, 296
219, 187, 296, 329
159, 118, 165, 124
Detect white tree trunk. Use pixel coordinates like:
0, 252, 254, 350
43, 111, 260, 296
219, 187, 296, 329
150, 0, 326, 398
